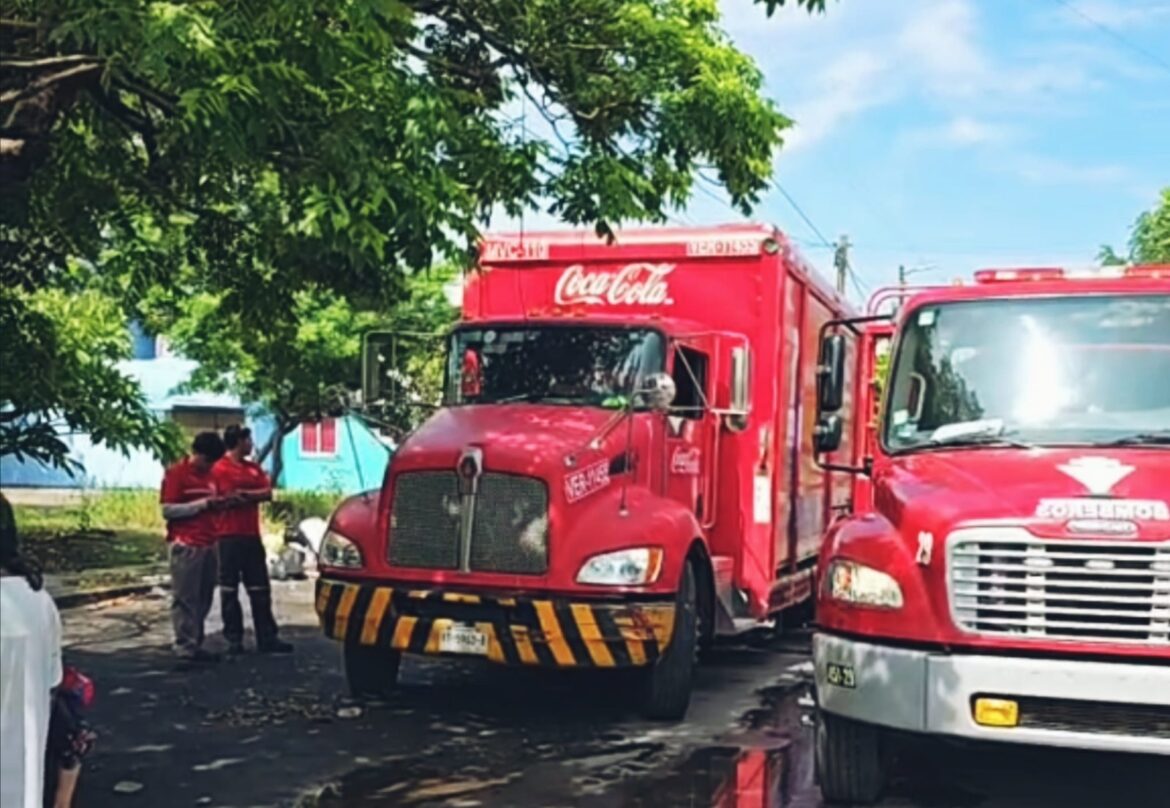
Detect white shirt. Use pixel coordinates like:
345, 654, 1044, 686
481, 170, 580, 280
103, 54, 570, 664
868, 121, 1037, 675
0, 576, 63, 808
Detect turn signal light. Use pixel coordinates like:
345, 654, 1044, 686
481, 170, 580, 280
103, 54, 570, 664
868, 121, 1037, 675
973, 697, 1019, 728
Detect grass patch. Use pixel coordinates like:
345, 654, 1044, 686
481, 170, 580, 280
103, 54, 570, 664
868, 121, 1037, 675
13, 488, 346, 573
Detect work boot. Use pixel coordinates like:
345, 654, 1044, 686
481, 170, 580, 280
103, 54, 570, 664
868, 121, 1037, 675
257, 638, 294, 654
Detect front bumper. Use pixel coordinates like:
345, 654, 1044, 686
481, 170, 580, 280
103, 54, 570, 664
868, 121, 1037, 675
315, 578, 675, 668
814, 632, 1170, 755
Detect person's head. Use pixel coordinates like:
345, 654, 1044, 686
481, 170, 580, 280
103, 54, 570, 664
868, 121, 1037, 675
0, 493, 42, 590
191, 431, 226, 471
223, 424, 254, 458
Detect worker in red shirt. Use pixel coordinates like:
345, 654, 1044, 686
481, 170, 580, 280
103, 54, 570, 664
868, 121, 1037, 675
160, 432, 235, 663
213, 425, 292, 655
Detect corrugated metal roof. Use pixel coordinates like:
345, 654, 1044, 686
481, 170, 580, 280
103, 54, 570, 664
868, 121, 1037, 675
119, 358, 243, 411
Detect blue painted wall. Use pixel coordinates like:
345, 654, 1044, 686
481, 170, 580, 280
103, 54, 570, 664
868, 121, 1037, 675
276, 416, 392, 495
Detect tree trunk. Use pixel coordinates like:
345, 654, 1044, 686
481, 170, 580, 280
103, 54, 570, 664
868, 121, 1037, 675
256, 414, 294, 488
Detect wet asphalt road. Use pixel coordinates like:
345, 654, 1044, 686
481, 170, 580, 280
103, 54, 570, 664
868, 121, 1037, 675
61, 579, 1165, 808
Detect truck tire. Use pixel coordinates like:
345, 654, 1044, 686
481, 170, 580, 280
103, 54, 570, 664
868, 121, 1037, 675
641, 562, 698, 721
343, 642, 401, 699
815, 712, 886, 805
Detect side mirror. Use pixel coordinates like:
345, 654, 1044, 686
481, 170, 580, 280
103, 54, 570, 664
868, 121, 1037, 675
727, 345, 750, 431
814, 414, 843, 453
817, 334, 846, 414
362, 331, 396, 408
639, 372, 677, 413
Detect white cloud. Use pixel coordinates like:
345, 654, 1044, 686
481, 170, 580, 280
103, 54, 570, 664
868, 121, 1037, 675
908, 116, 1018, 148
784, 51, 893, 152
897, 0, 988, 98
1008, 155, 1131, 185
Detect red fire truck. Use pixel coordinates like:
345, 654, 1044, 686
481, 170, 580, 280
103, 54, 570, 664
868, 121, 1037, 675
314, 223, 857, 719
811, 266, 1170, 803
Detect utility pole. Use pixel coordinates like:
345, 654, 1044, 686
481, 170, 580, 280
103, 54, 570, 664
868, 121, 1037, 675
834, 234, 851, 295
898, 264, 906, 287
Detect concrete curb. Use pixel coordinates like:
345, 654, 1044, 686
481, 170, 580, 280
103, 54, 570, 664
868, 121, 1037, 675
54, 579, 170, 609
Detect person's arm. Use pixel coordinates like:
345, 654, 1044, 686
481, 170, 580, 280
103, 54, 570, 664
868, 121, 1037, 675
53, 764, 80, 808
160, 469, 219, 521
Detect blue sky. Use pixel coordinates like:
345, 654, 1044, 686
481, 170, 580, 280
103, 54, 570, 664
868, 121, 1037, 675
704, 0, 1170, 296
500, 0, 1170, 303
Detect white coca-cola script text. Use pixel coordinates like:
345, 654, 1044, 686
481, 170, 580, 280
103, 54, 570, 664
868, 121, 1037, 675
554, 263, 675, 306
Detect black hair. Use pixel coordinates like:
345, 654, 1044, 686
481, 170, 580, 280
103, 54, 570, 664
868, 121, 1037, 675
0, 493, 44, 591
192, 431, 226, 461
223, 424, 252, 450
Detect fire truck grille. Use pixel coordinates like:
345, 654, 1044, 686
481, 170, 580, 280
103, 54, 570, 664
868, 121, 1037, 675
1014, 697, 1170, 739
949, 535, 1170, 646
388, 472, 461, 569
388, 471, 549, 575
470, 474, 549, 574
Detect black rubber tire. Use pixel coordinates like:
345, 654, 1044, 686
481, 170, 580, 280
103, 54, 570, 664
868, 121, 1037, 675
815, 712, 886, 805
641, 562, 698, 721
343, 642, 401, 699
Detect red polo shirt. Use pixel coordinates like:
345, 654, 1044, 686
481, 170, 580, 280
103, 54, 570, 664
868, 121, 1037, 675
160, 458, 219, 547
212, 456, 270, 539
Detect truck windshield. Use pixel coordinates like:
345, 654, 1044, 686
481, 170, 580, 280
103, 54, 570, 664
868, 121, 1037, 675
446, 326, 665, 408
883, 294, 1170, 451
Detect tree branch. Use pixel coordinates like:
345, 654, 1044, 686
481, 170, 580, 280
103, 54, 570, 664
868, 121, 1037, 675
2, 55, 100, 70
0, 62, 101, 106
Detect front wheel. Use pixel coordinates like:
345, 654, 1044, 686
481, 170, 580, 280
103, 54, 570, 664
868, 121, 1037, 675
815, 712, 887, 805
641, 562, 698, 721
343, 642, 401, 699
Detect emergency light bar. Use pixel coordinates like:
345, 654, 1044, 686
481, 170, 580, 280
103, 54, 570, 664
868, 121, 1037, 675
974, 265, 1170, 283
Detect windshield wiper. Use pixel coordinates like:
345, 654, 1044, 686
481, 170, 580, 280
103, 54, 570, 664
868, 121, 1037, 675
906, 432, 1037, 452
1105, 431, 1170, 446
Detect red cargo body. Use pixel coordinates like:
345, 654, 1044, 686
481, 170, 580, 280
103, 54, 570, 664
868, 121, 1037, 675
810, 268, 1170, 804
314, 224, 857, 718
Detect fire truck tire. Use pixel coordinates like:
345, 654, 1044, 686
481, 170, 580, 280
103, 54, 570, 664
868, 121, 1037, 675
641, 562, 697, 721
815, 712, 886, 805
343, 642, 401, 698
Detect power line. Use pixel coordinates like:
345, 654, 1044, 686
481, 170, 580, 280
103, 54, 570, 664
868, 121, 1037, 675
772, 180, 833, 248
1052, 0, 1170, 75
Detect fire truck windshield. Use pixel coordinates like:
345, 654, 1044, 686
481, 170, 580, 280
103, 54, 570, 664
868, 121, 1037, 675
445, 325, 666, 408
883, 294, 1170, 451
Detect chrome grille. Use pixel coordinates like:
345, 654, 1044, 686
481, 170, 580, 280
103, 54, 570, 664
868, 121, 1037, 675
470, 474, 549, 574
949, 532, 1170, 646
388, 471, 461, 569
388, 470, 549, 575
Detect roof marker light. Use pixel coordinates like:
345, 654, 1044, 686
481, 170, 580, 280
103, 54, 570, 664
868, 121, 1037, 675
974, 268, 1065, 283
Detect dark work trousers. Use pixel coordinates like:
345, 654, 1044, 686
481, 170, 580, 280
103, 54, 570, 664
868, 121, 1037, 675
170, 543, 217, 657
217, 535, 279, 645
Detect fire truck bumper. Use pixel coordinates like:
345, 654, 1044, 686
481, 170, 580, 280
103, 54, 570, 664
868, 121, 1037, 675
814, 632, 1170, 755
315, 578, 675, 668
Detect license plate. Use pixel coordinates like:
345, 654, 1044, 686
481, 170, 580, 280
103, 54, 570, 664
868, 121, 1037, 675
438, 623, 489, 656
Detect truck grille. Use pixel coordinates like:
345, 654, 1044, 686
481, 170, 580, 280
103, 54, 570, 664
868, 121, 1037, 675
388, 471, 461, 569
949, 533, 1170, 646
388, 470, 549, 575
470, 474, 549, 574
1014, 697, 1170, 739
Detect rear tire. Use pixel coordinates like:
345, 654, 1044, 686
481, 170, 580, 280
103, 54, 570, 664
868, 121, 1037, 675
343, 642, 401, 699
641, 562, 698, 721
815, 712, 886, 805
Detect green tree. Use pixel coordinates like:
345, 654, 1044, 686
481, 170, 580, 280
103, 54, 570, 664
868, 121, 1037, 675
0, 284, 183, 468
2, 0, 827, 468
1099, 187, 1170, 265
145, 265, 460, 482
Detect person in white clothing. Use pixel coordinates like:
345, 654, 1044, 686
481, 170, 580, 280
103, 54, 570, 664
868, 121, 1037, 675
0, 493, 64, 808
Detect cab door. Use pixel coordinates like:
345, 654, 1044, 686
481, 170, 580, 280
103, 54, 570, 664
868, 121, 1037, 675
663, 337, 718, 525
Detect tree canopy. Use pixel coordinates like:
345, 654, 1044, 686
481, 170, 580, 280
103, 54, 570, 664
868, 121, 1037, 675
1099, 187, 1170, 266
2, 0, 827, 469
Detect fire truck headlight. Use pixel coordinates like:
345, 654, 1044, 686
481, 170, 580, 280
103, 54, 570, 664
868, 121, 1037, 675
825, 560, 904, 609
577, 548, 664, 586
320, 529, 364, 569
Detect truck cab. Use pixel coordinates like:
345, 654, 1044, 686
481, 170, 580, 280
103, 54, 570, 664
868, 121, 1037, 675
811, 266, 1170, 803
314, 224, 857, 720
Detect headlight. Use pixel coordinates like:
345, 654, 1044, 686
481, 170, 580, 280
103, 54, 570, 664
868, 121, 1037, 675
319, 529, 364, 569
824, 559, 903, 609
577, 548, 664, 586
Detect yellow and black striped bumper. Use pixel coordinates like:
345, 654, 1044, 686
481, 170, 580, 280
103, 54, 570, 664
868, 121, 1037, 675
315, 578, 676, 668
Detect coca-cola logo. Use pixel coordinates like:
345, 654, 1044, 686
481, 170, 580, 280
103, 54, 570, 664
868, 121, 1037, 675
554, 263, 675, 306
670, 447, 701, 476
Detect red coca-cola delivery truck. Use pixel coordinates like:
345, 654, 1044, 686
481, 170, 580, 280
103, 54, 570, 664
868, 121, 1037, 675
314, 223, 858, 718
810, 266, 1170, 803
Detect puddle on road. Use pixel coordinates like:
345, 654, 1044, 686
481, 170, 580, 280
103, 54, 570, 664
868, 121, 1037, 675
297, 680, 820, 808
